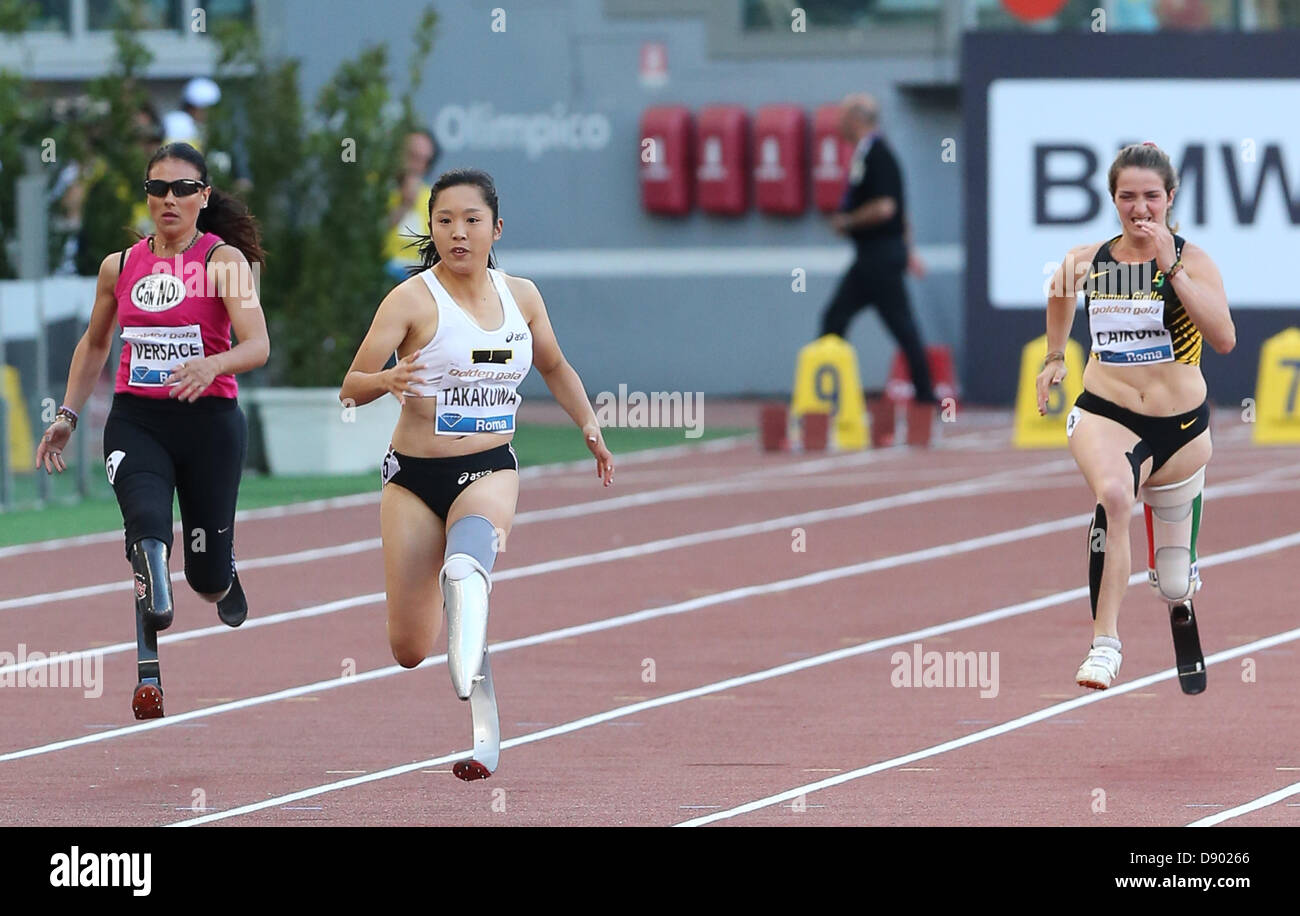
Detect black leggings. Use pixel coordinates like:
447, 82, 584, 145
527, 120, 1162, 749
820, 239, 936, 403
102, 393, 247, 594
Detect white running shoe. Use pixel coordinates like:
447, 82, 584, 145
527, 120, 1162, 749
1076, 644, 1122, 690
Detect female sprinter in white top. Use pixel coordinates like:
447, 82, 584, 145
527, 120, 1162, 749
340, 168, 614, 779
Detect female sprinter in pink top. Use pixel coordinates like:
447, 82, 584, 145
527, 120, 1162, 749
35, 143, 269, 720
340, 168, 614, 780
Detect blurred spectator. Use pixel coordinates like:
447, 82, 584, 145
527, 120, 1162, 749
384, 128, 439, 281
162, 77, 221, 150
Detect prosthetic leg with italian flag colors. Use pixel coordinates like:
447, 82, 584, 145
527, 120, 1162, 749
1141, 467, 1206, 695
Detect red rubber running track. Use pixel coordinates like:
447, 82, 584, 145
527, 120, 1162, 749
1, 413, 1297, 826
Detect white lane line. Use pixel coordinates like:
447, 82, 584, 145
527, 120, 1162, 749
0, 450, 1065, 612
3, 465, 1060, 676
164, 544, 1300, 827
4, 458, 1292, 666
673, 625, 1300, 827
0, 434, 756, 559
0, 464, 1293, 680
0, 435, 928, 582
7, 480, 1298, 771
1, 505, 1092, 757
1186, 782, 1300, 827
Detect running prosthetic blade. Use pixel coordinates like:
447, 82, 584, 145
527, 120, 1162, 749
216, 571, 248, 627
1169, 600, 1207, 695
133, 604, 164, 719
453, 651, 500, 781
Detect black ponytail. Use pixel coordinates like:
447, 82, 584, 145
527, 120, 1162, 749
147, 142, 265, 264
409, 168, 499, 275
197, 186, 265, 265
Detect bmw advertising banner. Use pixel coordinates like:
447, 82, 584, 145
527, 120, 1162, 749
962, 32, 1300, 404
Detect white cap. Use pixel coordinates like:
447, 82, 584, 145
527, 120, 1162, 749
183, 77, 221, 108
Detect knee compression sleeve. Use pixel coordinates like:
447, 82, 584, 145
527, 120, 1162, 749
1140, 467, 1204, 603
442, 515, 499, 584
130, 537, 174, 631
1088, 505, 1107, 621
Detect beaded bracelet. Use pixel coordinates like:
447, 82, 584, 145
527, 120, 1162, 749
55, 406, 78, 430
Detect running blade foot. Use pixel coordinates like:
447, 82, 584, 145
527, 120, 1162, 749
453, 759, 493, 781
1169, 601, 1207, 695
217, 573, 248, 628
132, 680, 164, 719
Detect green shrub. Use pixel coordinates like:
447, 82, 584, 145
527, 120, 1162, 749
207, 7, 438, 387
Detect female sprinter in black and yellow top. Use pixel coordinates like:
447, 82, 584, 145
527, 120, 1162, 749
1036, 142, 1235, 693
340, 168, 614, 780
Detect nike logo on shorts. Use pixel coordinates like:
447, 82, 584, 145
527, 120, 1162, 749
1180, 418, 1196, 430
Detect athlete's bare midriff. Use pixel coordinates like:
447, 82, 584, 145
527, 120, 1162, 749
1082, 359, 1207, 417
1080, 235, 1207, 417
390, 397, 514, 458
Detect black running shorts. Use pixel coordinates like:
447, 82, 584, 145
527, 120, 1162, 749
381, 443, 518, 521
1072, 389, 1209, 476
102, 393, 247, 594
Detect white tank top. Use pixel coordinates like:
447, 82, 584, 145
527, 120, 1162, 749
411, 266, 533, 436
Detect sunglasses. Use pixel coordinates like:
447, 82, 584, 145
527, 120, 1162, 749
143, 178, 208, 198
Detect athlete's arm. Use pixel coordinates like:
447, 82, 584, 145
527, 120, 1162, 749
339, 281, 429, 407
1036, 242, 1097, 415
214, 245, 270, 374
168, 245, 271, 402
1170, 243, 1234, 354
510, 275, 614, 487
60, 252, 122, 412
37, 252, 121, 472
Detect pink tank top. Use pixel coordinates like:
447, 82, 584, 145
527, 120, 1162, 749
114, 232, 238, 399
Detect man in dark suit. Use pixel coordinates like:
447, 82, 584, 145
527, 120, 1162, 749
821, 93, 937, 407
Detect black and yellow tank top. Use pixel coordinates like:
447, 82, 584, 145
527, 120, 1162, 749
1084, 234, 1202, 367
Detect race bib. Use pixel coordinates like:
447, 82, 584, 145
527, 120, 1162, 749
122, 324, 205, 387
380, 447, 400, 486
436, 384, 518, 435
1089, 299, 1173, 365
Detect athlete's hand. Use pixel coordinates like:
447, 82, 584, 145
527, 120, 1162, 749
383, 351, 431, 406
583, 423, 614, 488
168, 357, 219, 402
35, 419, 72, 475
1035, 361, 1067, 416
906, 248, 926, 279
1130, 217, 1177, 272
